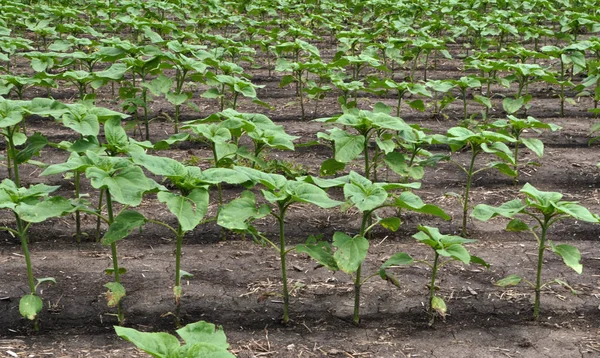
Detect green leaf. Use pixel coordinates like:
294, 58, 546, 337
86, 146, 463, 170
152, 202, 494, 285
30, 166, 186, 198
176, 321, 230, 349
506, 219, 529, 232
444, 245, 471, 265
15, 132, 48, 164
344, 172, 387, 212
503, 97, 524, 114
555, 202, 599, 223
471, 199, 526, 221
19, 294, 43, 320
332, 232, 369, 274
552, 244, 582, 274
395, 192, 450, 220
157, 189, 208, 232
474, 95, 492, 108
320, 158, 346, 176
104, 282, 126, 307
287, 182, 342, 208
379, 217, 401, 231
521, 138, 544, 157
217, 191, 269, 230
16, 196, 76, 223
495, 274, 522, 287
407, 99, 425, 112
102, 210, 147, 245
115, 326, 180, 358
104, 118, 128, 148
296, 238, 339, 271
379, 252, 413, 279
334, 132, 365, 163
431, 296, 447, 317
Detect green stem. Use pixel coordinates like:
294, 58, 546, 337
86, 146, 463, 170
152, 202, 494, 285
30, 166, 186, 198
352, 213, 370, 326
533, 218, 549, 320
142, 88, 149, 141
277, 203, 290, 324
174, 224, 184, 326
8, 127, 20, 186
96, 188, 104, 242
428, 252, 440, 325
462, 145, 478, 236
74, 170, 81, 243
106, 190, 124, 325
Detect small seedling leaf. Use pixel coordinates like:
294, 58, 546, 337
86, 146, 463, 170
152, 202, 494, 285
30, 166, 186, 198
495, 274, 522, 287
19, 294, 43, 320
104, 282, 126, 307
431, 296, 447, 318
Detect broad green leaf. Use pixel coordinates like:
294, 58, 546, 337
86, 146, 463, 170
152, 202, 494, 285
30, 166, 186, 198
102, 210, 147, 245
474, 95, 492, 108
471, 199, 526, 221
520, 183, 563, 206
344, 172, 387, 212
132, 153, 187, 178
521, 138, 544, 157
506, 219, 529, 232
104, 282, 126, 307
332, 232, 368, 274
395, 192, 450, 220
320, 158, 346, 176
495, 274, 522, 287
157, 189, 208, 232
503, 97, 524, 114
555, 202, 599, 223
172, 343, 235, 358
104, 118, 128, 148
296, 239, 339, 271
200, 168, 250, 185
444, 245, 471, 265
15, 132, 48, 164
115, 326, 180, 358
176, 321, 230, 349
552, 244, 583, 274
217, 191, 268, 230
16, 196, 75, 223
19, 294, 43, 320
334, 133, 365, 163
287, 182, 342, 208
379, 252, 413, 279
62, 112, 99, 137
379, 217, 401, 231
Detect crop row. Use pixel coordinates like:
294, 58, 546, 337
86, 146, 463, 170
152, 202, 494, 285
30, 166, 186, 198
2, 0, 600, 356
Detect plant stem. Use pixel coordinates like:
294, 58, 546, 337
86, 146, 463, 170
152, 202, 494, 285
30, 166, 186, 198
352, 213, 370, 326
428, 252, 440, 326
74, 170, 81, 243
277, 203, 290, 324
106, 190, 124, 325
17, 215, 39, 330
96, 188, 104, 242
174, 223, 184, 327
533, 218, 549, 320
462, 145, 478, 236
